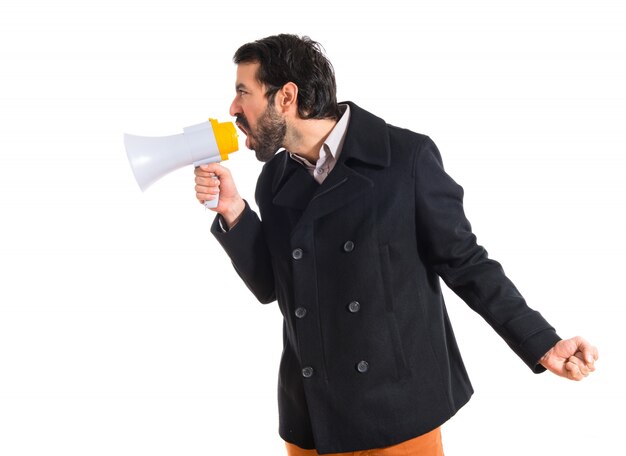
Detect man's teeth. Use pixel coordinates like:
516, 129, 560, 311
237, 123, 248, 136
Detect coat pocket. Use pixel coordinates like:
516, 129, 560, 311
379, 244, 409, 377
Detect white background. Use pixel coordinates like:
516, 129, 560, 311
1, 1, 624, 454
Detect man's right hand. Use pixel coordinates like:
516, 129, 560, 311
194, 163, 246, 229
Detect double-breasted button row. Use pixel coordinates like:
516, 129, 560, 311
298, 302, 360, 318
297, 302, 359, 317
302, 363, 368, 377
295, 242, 354, 258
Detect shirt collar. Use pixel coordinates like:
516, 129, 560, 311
289, 103, 351, 167
323, 103, 350, 160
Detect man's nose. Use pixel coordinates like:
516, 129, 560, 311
229, 98, 240, 117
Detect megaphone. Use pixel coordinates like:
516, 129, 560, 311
124, 118, 238, 208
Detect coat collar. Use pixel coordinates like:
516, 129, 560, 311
271, 101, 390, 201
268, 102, 390, 227
338, 101, 390, 169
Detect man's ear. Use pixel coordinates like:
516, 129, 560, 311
276, 82, 298, 114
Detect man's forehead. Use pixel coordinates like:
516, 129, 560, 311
235, 62, 260, 85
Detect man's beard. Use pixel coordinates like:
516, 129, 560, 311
237, 103, 287, 163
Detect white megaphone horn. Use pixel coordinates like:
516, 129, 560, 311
124, 118, 238, 208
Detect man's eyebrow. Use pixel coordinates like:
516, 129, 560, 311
236, 83, 249, 91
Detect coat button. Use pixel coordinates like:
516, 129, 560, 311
295, 307, 307, 319
302, 366, 314, 378
348, 301, 361, 313
292, 248, 303, 260
356, 360, 369, 373
343, 241, 355, 253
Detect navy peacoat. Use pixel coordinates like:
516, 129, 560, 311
211, 102, 561, 454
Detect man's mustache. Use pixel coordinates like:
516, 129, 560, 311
236, 115, 250, 132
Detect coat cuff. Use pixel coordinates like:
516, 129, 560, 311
210, 200, 254, 246
521, 329, 562, 373
503, 311, 562, 373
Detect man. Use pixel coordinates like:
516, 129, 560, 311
194, 34, 598, 455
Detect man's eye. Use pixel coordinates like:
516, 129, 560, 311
238, 90, 247, 96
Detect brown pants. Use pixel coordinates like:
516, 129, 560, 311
285, 427, 444, 456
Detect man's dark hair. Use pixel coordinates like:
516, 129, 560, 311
233, 34, 341, 121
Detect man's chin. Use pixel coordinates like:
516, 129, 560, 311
254, 145, 281, 163
255, 150, 274, 162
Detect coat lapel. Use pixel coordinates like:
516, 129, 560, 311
272, 154, 319, 211
304, 162, 373, 222
270, 102, 390, 225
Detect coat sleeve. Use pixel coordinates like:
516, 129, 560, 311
413, 136, 561, 372
210, 200, 276, 304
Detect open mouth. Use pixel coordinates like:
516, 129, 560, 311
236, 121, 248, 135
236, 121, 252, 149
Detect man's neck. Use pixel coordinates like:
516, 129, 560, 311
285, 117, 337, 163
